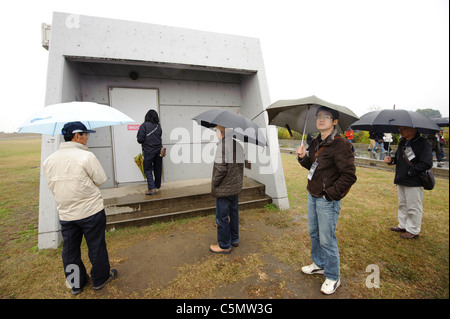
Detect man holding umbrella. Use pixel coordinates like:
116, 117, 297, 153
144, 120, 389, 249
43, 122, 117, 294
384, 126, 433, 239
296, 106, 357, 295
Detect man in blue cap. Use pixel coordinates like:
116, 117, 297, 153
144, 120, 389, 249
43, 121, 117, 295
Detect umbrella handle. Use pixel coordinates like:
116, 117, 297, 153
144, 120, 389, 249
301, 105, 310, 147
285, 124, 293, 138
301, 124, 307, 147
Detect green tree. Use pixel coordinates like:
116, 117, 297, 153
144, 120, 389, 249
416, 108, 442, 119
353, 130, 369, 144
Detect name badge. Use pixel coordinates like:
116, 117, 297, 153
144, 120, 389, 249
308, 161, 318, 181
404, 146, 415, 161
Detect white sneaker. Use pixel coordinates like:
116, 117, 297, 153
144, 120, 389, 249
301, 263, 324, 275
321, 278, 340, 295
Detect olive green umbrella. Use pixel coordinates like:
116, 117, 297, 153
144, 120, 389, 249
266, 95, 359, 145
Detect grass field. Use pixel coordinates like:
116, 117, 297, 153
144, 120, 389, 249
0, 136, 448, 299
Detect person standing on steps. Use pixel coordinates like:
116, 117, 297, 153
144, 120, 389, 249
296, 106, 357, 295
137, 109, 163, 195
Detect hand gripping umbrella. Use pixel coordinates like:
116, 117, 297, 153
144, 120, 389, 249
17, 101, 135, 136
192, 109, 267, 146
266, 95, 359, 146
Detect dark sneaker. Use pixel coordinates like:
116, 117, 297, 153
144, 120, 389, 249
93, 269, 118, 290
71, 275, 89, 295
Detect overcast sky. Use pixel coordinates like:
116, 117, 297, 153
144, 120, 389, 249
0, 0, 448, 132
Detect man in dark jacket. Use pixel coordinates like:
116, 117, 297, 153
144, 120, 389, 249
384, 126, 433, 239
296, 106, 357, 295
210, 126, 244, 254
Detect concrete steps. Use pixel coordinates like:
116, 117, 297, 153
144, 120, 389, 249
102, 177, 271, 229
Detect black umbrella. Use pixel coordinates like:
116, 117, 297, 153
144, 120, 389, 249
431, 117, 449, 127
351, 109, 441, 134
192, 109, 267, 146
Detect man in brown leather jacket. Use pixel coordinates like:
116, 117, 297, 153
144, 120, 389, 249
210, 126, 244, 254
296, 106, 357, 295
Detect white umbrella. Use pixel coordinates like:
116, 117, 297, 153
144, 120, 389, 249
17, 101, 135, 135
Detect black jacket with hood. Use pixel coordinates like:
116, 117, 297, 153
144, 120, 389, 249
137, 122, 162, 155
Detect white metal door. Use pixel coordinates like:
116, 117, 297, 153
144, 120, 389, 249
110, 88, 159, 184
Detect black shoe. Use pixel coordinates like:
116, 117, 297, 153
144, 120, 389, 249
72, 275, 89, 295
231, 242, 239, 247
390, 226, 406, 232
93, 269, 118, 290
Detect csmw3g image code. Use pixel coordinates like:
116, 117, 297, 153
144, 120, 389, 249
176, 302, 273, 316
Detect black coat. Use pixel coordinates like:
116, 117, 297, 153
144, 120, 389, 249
137, 122, 162, 155
391, 132, 432, 187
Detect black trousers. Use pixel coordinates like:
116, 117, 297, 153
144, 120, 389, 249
143, 150, 162, 190
60, 210, 110, 289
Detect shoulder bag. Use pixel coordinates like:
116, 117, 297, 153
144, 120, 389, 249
401, 147, 435, 190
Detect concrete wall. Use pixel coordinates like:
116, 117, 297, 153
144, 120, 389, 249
76, 62, 243, 184
38, 12, 289, 249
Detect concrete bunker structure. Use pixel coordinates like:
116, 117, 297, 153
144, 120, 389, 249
38, 12, 289, 249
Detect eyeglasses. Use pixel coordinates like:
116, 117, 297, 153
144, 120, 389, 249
315, 115, 333, 120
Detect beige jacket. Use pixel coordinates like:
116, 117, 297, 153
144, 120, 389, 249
43, 142, 107, 221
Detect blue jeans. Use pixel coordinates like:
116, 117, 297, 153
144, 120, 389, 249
215, 196, 239, 249
307, 194, 341, 281
372, 141, 386, 160
60, 210, 111, 289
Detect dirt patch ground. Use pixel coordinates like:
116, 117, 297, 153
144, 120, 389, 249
103, 211, 349, 299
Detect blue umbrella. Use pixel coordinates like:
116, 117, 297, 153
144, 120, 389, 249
17, 101, 135, 135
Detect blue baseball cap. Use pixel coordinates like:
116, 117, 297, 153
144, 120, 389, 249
61, 121, 96, 135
